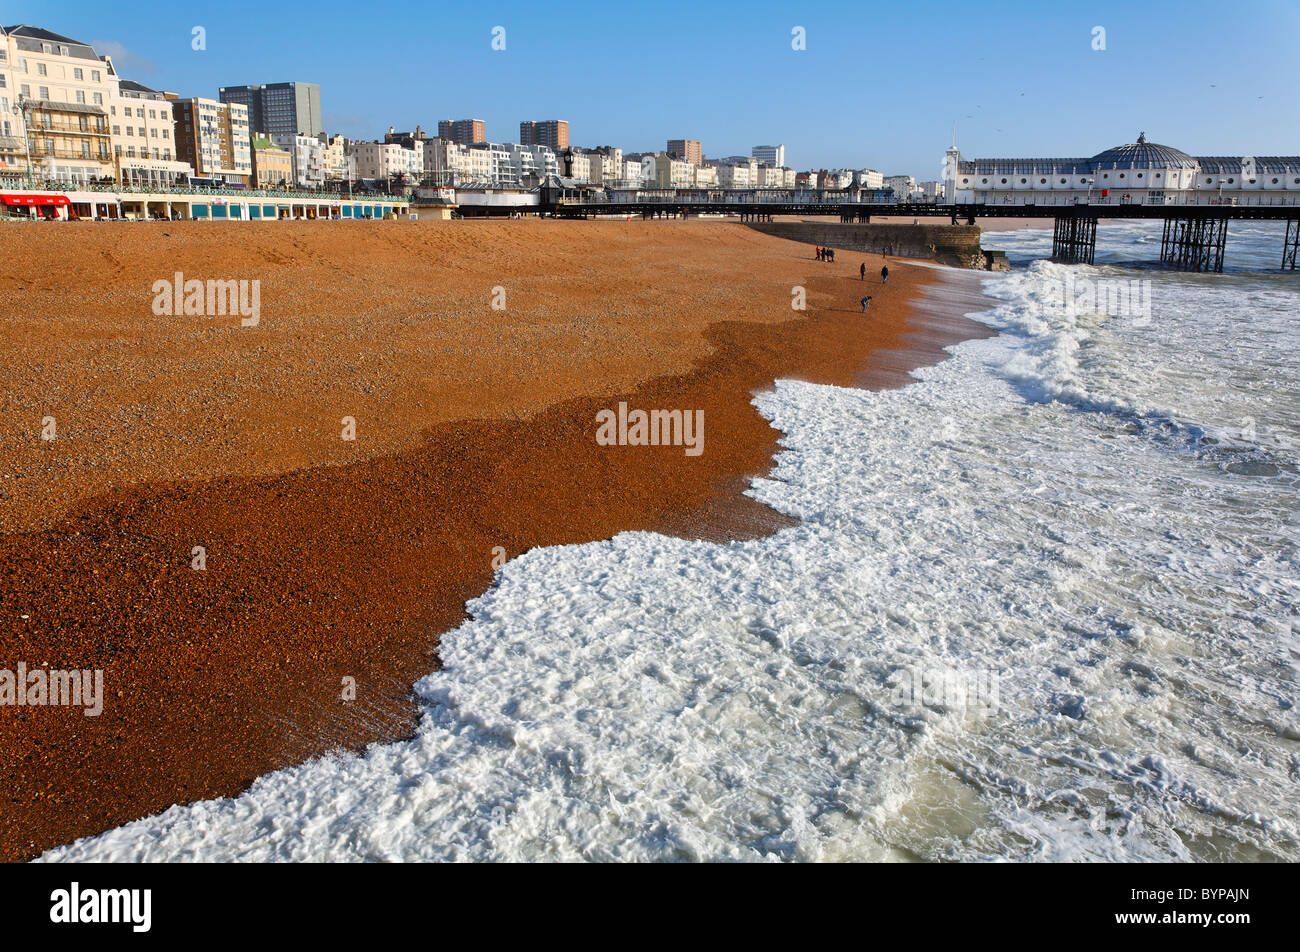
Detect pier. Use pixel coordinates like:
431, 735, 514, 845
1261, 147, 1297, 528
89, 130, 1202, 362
539, 187, 1300, 272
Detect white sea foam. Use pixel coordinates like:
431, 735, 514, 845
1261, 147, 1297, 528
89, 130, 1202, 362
41, 224, 1300, 862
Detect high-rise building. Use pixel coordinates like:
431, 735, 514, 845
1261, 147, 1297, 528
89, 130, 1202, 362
519, 119, 568, 150
437, 118, 484, 145
169, 96, 252, 184
752, 144, 784, 168
667, 138, 702, 166
218, 81, 322, 138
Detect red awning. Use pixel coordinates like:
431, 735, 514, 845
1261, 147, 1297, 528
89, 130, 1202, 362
1, 194, 71, 206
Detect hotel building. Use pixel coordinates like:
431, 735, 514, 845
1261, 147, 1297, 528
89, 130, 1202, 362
113, 80, 191, 188
0, 25, 116, 184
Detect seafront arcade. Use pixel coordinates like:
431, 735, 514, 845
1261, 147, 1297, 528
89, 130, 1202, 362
0, 184, 410, 221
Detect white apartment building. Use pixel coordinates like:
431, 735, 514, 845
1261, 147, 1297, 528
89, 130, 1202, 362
469, 142, 515, 186
918, 179, 944, 201
855, 169, 883, 189
716, 162, 752, 188
643, 151, 692, 188
693, 164, 718, 188
566, 148, 591, 183
754, 163, 788, 187
514, 143, 558, 183
319, 132, 353, 180
350, 139, 422, 181
884, 174, 918, 200
273, 133, 324, 189
618, 156, 642, 188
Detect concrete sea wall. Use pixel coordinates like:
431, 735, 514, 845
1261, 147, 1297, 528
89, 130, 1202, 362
747, 221, 1008, 270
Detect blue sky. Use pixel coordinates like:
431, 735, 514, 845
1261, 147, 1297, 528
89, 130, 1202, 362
7, 0, 1299, 176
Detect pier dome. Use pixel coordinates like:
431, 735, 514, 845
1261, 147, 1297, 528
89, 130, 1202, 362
1090, 133, 1198, 170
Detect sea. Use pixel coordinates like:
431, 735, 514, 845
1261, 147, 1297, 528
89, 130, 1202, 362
41, 221, 1298, 862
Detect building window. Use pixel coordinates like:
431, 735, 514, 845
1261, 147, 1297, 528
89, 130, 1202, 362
93, 93, 102, 105
37, 62, 47, 76
39, 86, 48, 99
74, 68, 83, 80
92, 70, 100, 82
75, 91, 85, 103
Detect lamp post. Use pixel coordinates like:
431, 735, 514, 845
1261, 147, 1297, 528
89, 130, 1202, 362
12, 96, 34, 188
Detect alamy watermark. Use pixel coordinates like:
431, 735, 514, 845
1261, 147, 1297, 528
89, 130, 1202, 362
1036, 273, 1152, 326
595, 401, 704, 456
1, 663, 104, 716
888, 665, 1001, 714
152, 271, 260, 326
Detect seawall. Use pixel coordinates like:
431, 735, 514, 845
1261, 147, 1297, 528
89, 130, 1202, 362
746, 221, 1008, 270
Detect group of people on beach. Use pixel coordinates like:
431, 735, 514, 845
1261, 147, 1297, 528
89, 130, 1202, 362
814, 245, 889, 313
860, 263, 888, 312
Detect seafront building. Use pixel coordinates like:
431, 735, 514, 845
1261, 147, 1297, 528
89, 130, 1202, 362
113, 80, 191, 188
250, 136, 292, 188
351, 138, 423, 182
883, 174, 917, 200
944, 133, 1300, 205
320, 132, 352, 181
1, 25, 119, 185
219, 82, 322, 138
273, 133, 324, 189
169, 96, 251, 185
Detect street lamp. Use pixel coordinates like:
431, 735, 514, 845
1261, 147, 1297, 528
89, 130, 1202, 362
11, 95, 34, 188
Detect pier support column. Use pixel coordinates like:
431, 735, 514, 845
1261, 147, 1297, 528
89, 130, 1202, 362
1051, 215, 1097, 265
1283, 219, 1300, 271
1159, 215, 1228, 273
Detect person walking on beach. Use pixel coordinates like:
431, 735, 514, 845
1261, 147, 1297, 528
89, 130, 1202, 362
816, 246, 823, 261
881, 265, 889, 284
860, 262, 866, 280
860, 295, 872, 313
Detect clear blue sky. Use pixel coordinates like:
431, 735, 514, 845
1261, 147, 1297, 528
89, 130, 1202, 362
7, 0, 1299, 176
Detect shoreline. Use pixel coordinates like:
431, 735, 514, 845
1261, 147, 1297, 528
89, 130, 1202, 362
1, 223, 996, 861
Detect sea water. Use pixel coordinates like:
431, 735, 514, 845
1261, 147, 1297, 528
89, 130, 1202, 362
41, 221, 1298, 862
